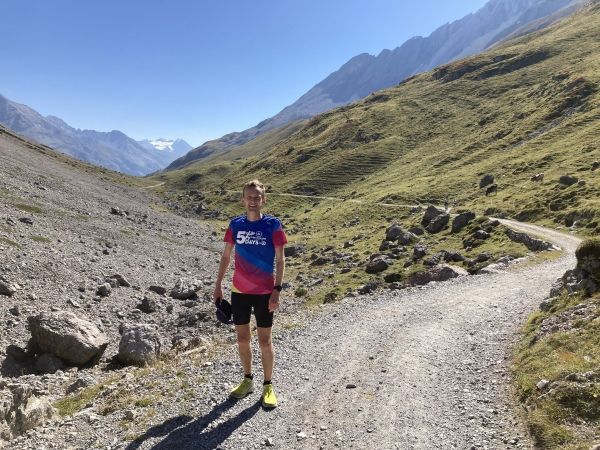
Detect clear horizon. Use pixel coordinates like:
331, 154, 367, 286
1, 0, 488, 147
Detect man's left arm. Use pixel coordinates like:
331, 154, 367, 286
269, 245, 285, 312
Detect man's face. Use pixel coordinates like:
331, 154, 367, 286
242, 186, 266, 212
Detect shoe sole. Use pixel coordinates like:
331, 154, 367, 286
261, 396, 278, 408
230, 389, 254, 399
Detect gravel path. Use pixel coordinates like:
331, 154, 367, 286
127, 221, 579, 450
1, 129, 582, 450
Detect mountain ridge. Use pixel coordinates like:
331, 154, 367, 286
0, 94, 191, 176
165, 0, 585, 171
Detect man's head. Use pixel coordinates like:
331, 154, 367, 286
242, 179, 266, 214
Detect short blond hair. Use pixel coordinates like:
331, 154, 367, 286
242, 179, 266, 197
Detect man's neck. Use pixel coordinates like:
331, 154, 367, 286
246, 211, 262, 222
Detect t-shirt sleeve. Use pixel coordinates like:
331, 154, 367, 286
224, 226, 234, 244
272, 220, 288, 247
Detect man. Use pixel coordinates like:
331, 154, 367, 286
213, 179, 287, 408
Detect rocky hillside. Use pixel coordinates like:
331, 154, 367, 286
0, 126, 230, 445
513, 237, 600, 448
166, 0, 586, 170
0, 94, 191, 175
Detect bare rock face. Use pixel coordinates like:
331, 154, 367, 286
0, 381, 57, 442
118, 324, 162, 366
408, 264, 469, 286
170, 278, 201, 300
27, 311, 109, 367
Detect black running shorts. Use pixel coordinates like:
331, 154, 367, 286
231, 292, 273, 328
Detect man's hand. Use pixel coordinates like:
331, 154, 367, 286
213, 285, 223, 305
268, 291, 280, 312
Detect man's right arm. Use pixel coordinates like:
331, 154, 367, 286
213, 242, 234, 303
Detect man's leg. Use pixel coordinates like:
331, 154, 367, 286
257, 326, 274, 381
253, 294, 277, 407
235, 323, 252, 375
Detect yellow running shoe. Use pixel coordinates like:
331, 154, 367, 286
230, 377, 254, 399
261, 383, 278, 408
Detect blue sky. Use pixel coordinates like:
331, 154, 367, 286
0, 0, 488, 146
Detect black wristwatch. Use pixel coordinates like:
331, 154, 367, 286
273, 285, 283, 292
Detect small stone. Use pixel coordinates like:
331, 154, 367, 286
96, 283, 111, 297
536, 379, 550, 390
264, 437, 274, 446
297, 432, 307, 440
0, 279, 18, 297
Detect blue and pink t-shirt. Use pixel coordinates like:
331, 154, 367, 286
224, 214, 288, 295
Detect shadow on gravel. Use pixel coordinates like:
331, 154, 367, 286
1, 345, 35, 377
127, 397, 262, 450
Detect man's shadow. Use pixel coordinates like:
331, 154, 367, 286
126, 397, 264, 450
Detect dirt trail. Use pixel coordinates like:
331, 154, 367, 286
136, 222, 579, 449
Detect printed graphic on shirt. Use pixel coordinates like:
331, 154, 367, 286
224, 214, 287, 295
235, 230, 267, 246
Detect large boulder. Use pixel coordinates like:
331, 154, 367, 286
575, 238, 600, 282
413, 244, 428, 260
385, 224, 418, 245
505, 229, 554, 252
451, 211, 476, 233
426, 213, 449, 233
479, 174, 494, 188
284, 243, 305, 258
421, 205, 445, 227
170, 278, 201, 299
118, 324, 162, 366
408, 264, 469, 286
27, 311, 109, 367
0, 381, 57, 441
385, 223, 403, 241
547, 268, 598, 300
558, 174, 578, 186
365, 256, 390, 274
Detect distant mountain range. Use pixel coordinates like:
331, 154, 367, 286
0, 94, 191, 176
166, 0, 585, 171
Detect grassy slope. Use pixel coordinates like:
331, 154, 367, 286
155, 3, 599, 232
154, 119, 307, 189
148, 4, 600, 302
151, 3, 599, 283
513, 290, 600, 449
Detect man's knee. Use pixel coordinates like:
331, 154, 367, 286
236, 327, 251, 345
257, 331, 272, 348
